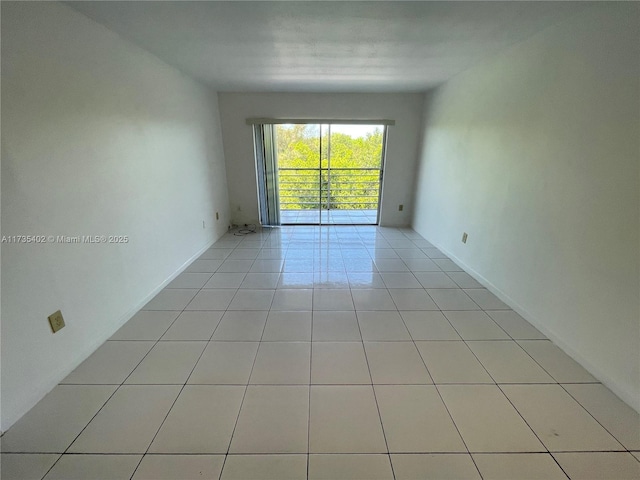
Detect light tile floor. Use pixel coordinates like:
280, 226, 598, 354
2, 226, 639, 480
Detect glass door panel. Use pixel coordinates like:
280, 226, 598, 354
275, 123, 385, 225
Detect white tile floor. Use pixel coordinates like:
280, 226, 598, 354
2, 226, 639, 480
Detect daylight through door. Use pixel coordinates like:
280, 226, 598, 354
275, 123, 386, 225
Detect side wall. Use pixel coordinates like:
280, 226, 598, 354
1, 2, 230, 430
413, 4, 639, 410
218, 92, 424, 227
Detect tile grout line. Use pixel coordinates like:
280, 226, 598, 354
127, 241, 245, 480
41, 267, 214, 479
510, 340, 631, 453
351, 284, 397, 480
217, 241, 274, 479
397, 229, 486, 480
396, 300, 486, 480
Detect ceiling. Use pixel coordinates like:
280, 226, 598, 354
68, 1, 586, 93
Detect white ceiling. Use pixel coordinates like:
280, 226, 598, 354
68, 1, 586, 93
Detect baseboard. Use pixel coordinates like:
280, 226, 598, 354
428, 238, 640, 414
1, 238, 216, 433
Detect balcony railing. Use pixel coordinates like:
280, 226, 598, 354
278, 167, 381, 211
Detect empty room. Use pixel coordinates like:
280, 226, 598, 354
1, 1, 638, 479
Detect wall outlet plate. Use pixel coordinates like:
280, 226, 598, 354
48, 310, 65, 333
462, 232, 468, 243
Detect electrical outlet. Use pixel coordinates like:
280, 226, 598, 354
48, 310, 65, 333
462, 232, 468, 243
202, 220, 206, 229
398, 204, 404, 211
216, 212, 219, 220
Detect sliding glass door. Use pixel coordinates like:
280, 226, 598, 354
269, 123, 386, 225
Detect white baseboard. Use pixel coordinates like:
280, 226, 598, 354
1, 238, 216, 433
429, 239, 640, 414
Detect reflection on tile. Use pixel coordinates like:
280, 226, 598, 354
11, 226, 637, 478
374, 259, 409, 272
381, 273, 421, 288
271, 289, 313, 311
278, 272, 315, 289
313, 289, 354, 311
348, 272, 386, 288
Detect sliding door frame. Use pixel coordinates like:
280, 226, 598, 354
252, 119, 393, 226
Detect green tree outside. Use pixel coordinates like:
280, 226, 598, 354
276, 124, 383, 211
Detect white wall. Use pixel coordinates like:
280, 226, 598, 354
413, 4, 639, 411
1, 2, 230, 430
218, 93, 424, 226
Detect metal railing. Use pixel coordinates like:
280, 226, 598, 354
278, 167, 381, 211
